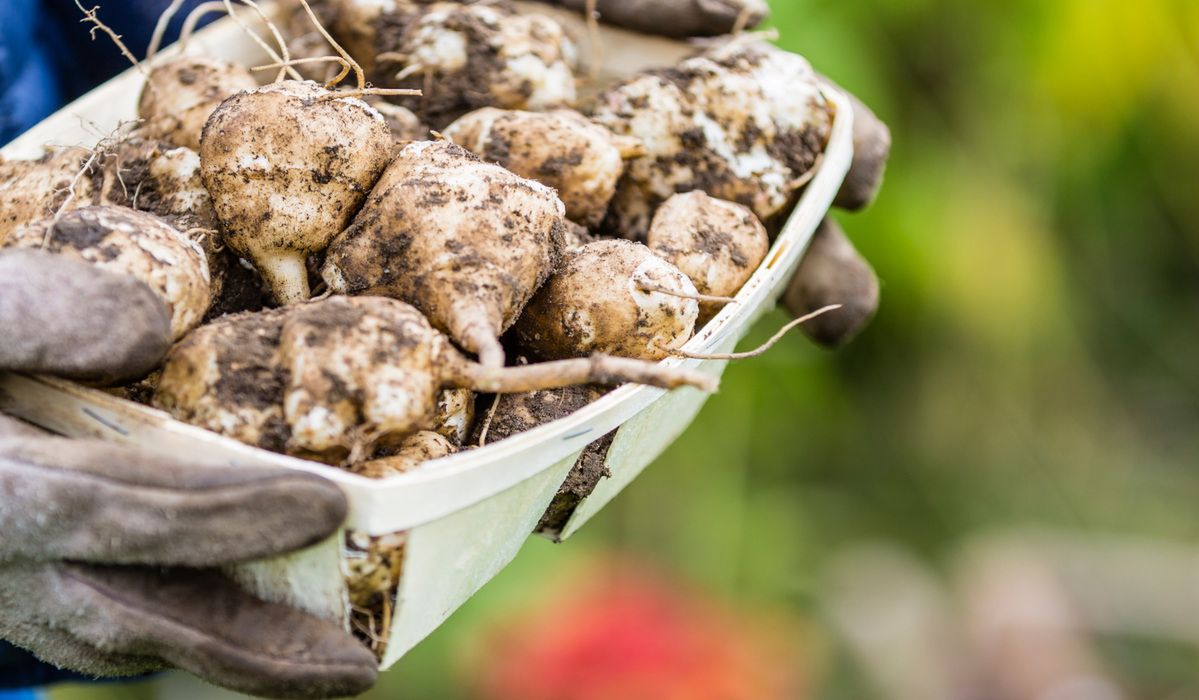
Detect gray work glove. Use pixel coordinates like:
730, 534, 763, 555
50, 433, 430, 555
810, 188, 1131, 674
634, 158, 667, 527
0, 250, 377, 698
782, 84, 889, 348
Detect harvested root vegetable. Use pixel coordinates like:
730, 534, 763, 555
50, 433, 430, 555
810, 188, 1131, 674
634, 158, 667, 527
199, 80, 394, 304
154, 295, 715, 461
368, 1, 578, 127
473, 384, 612, 536
513, 239, 698, 361
351, 431, 457, 478
646, 191, 768, 324
434, 388, 475, 445
783, 217, 879, 348
93, 137, 219, 233
322, 140, 568, 368
0, 148, 94, 244
277, 296, 443, 456
592, 39, 834, 239
6, 206, 212, 339
153, 307, 291, 453
138, 55, 258, 151
444, 108, 642, 226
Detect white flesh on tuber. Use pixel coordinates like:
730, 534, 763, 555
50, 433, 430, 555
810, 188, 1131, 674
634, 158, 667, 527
138, 56, 259, 151
0, 149, 94, 245
373, 1, 578, 127
591, 40, 834, 239
154, 296, 715, 461
322, 140, 568, 368
444, 107, 642, 227
513, 239, 699, 361
351, 431, 457, 478
199, 80, 394, 304
6, 206, 212, 340
647, 191, 768, 323
434, 388, 475, 445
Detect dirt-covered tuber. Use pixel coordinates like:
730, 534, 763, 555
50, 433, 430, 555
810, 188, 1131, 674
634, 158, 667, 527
444, 108, 642, 226
138, 56, 259, 152
199, 80, 394, 304
322, 140, 568, 368
646, 191, 768, 323
592, 39, 833, 239
341, 0, 578, 128
0, 148, 94, 245
6, 206, 212, 340
154, 295, 715, 462
513, 239, 699, 361
351, 431, 457, 478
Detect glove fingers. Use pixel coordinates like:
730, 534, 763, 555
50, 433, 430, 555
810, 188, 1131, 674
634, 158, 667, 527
783, 217, 880, 348
820, 80, 891, 212
0, 437, 346, 566
55, 564, 378, 699
0, 562, 165, 680
0, 250, 172, 385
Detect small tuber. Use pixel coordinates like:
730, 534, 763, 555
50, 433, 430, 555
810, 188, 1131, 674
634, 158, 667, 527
138, 55, 259, 152
646, 190, 768, 324
322, 140, 568, 368
6, 206, 212, 340
512, 239, 699, 361
592, 40, 834, 239
443, 107, 642, 227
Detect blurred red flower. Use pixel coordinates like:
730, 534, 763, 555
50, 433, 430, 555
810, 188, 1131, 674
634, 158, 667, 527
472, 556, 805, 700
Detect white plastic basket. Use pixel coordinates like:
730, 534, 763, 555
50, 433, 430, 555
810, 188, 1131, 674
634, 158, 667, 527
0, 2, 853, 669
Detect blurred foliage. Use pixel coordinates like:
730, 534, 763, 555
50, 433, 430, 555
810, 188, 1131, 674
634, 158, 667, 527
364, 0, 1199, 696
49, 0, 1199, 697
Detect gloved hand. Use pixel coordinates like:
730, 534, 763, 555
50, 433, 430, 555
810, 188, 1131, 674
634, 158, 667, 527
782, 83, 889, 348
0, 250, 378, 698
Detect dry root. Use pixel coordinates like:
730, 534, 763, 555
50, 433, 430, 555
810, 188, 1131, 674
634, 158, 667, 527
668, 304, 841, 361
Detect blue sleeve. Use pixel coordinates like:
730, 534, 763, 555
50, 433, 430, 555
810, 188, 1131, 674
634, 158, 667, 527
0, 0, 62, 145
39, 0, 216, 100
3, 0, 218, 145
0, 641, 91, 691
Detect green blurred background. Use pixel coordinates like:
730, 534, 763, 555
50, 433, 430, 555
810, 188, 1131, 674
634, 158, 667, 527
53, 0, 1199, 697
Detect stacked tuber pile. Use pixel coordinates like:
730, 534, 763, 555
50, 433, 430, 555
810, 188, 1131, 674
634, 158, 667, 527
0, 0, 890, 650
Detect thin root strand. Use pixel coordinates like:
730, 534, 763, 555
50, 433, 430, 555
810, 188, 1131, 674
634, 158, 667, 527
297, 0, 363, 89
476, 394, 501, 447
669, 304, 842, 360
638, 282, 738, 305
74, 1, 149, 78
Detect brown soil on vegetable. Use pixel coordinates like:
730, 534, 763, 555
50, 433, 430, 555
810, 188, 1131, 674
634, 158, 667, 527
471, 384, 615, 535
345, 531, 406, 660
373, 1, 538, 128
203, 250, 274, 322
211, 311, 291, 451
537, 431, 615, 537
